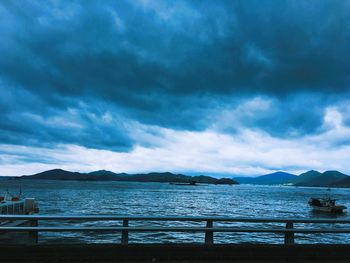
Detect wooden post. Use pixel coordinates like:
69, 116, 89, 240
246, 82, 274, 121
121, 219, 128, 244
205, 220, 214, 244
284, 222, 294, 245
28, 219, 38, 244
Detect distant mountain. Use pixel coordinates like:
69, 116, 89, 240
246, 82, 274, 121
233, 170, 350, 187
291, 170, 322, 185
292, 170, 349, 187
232, 177, 255, 184
15, 168, 350, 187
20, 169, 238, 185
22, 169, 87, 180
87, 170, 128, 180
191, 175, 236, 185
233, 171, 297, 185
88, 170, 123, 177
331, 177, 350, 187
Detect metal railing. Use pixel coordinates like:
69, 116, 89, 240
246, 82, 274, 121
1, 215, 350, 245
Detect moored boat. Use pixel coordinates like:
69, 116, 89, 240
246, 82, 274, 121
0, 190, 39, 215
0, 192, 39, 244
308, 197, 347, 213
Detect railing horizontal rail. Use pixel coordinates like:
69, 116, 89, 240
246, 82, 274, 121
1, 215, 350, 245
1, 226, 350, 234
1, 215, 350, 223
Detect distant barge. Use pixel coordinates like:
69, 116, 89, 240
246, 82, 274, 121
169, 181, 197, 186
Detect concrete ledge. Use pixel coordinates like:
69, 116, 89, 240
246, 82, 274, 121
1, 244, 350, 262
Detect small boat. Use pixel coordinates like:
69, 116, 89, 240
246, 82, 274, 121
308, 197, 347, 213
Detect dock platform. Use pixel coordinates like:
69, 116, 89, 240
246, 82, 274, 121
1, 244, 350, 262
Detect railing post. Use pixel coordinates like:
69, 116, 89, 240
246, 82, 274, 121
205, 220, 214, 244
28, 219, 38, 244
284, 222, 294, 245
121, 219, 128, 244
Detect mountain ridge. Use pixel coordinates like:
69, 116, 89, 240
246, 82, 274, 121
6, 169, 350, 188
234, 170, 350, 187
292, 170, 348, 187
19, 169, 238, 185
233, 171, 297, 185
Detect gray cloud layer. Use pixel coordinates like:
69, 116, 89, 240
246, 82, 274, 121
1, 0, 350, 151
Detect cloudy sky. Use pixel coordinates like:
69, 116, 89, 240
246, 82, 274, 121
1, 0, 350, 177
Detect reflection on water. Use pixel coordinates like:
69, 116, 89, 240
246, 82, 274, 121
1, 180, 350, 244
309, 210, 348, 219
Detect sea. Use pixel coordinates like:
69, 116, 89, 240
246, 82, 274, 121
1, 179, 350, 244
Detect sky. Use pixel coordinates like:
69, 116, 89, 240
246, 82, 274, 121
1, 0, 350, 177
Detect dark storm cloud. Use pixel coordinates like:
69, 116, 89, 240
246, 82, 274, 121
1, 0, 350, 150
0, 89, 133, 151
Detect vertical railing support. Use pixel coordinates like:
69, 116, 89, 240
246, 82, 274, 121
121, 219, 129, 244
29, 219, 38, 244
205, 220, 214, 244
284, 222, 294, 245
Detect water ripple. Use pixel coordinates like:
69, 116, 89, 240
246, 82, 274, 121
1, 180, 350, 244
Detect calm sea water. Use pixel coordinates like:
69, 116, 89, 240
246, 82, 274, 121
1, 180, 350, 244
